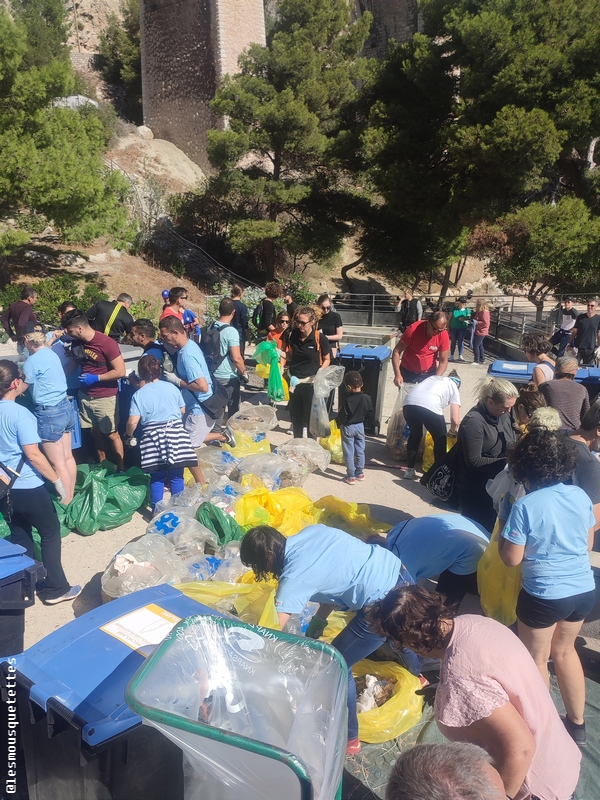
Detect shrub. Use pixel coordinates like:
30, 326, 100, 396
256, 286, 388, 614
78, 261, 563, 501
0, 275, 108, 326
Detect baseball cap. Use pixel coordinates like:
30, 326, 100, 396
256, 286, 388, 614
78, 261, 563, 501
564, 296, 574, 302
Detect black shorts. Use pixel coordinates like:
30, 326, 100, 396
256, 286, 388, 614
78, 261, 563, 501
516, 588, 596, 629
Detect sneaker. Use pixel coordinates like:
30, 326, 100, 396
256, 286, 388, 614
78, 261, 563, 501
356, 474, 365, 481
563, 716, 587, 747
404, 468, 416, 480
448, 356, 455, 362
345, 476, 357, 485
222, 427, 237, 449
458, 355, 466, 361
346, 737, 362, 756
43, 585, 82, 605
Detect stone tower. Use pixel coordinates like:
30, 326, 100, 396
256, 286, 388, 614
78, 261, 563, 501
139, 0, 266, 173
139, 1, 417, 172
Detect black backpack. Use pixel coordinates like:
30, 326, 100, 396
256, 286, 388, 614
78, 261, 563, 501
200, 323, 230, 373
251, 301, 264, 330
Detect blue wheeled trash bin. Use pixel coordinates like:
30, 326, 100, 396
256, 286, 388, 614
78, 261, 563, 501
338, 344, 392, 436
488, 360, 600, 403
0, 584, 220, 800
0, 540, 44, 658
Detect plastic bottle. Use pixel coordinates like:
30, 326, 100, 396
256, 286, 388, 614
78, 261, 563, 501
186, 555, 221, 581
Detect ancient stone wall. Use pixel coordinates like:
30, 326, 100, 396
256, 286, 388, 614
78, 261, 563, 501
139, 0, 416, 171
357, 0, 419, 58
139, 0, 265, 172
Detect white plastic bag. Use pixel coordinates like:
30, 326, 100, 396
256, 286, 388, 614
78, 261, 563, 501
228, 402, 278, 433
309, 367, 345, 438
313, 366, 345, 399
275, 438, 331, 472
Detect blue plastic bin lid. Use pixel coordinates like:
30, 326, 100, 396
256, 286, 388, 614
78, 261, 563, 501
339, 344, 392, 362
1, 584, 219, 748
0, 539, 37, 583
488, 360, 534, 379
575, 367, 600, 383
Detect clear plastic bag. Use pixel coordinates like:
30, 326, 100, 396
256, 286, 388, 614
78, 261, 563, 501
275, 438, 331, 473
125, 615, 347, 800
232, 453, 307, 490
196, 448, 241, 477
211, 541, 251, 582
227, 403, 278, 433
165, 519, 220, 559
101, 534, 190, 599
386, 385, 411, 461
153, 484, 204, 516
313, 366, 345, 399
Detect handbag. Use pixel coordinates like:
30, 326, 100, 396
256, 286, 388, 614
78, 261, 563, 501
420, 445, 459, 508
200, 378, 229, 420
0, 456, 25, 522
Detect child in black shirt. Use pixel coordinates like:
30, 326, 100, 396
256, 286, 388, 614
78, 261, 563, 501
338, 371, 374, 485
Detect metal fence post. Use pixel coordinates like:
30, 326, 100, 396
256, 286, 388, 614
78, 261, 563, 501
371, 294, 375, 327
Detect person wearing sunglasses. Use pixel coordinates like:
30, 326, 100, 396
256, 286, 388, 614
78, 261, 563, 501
568, 298, 600, 366
316, 294, 343, 359
159, 287, 188, 323
285, 307, 331, 438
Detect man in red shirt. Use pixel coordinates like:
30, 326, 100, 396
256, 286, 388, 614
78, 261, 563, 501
159, 287, 187, 322
62, 309, 126, 470
392, 311, 450, 385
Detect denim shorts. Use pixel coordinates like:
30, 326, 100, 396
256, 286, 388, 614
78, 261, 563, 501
34, 397, 76, 443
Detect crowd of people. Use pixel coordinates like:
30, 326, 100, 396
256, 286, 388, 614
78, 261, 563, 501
0, 282, 598, 799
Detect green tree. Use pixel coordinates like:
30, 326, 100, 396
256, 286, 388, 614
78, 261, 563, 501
205, 0, 373, 281
0, 8, 137, 253
98, 0, 142, 124
359, 0, 600, 300
12, 0, 70, 69
468, 198, 600, 318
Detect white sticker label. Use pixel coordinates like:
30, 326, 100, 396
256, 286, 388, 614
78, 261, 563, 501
501, 362, 528, 371
101, 604, 181, 656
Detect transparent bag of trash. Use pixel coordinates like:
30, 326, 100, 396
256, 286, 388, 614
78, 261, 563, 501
165, 519, 219, 559
275, 438, 331, 473
125, 615, 347, 800
153, 484, 204, 516
233, 453, 307, 490
196, 448, 241, 477
101, 534, 190, 599
227, 402, 277, 433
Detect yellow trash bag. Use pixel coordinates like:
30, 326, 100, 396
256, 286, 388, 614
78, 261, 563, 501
478, 518, 522, 626
313, 495, 391, 539
235, 486, 318, 537
320, 611, 355, 643
319, 420, 344, 464
353, 660, 423, 743
421, 432, 458, 474
255, 363, 270, 379
282, 377, 290, 401
177, 575, 280, 629
222, 429, 271, 458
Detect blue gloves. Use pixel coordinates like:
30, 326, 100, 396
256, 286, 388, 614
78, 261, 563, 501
79, 373, 100, 386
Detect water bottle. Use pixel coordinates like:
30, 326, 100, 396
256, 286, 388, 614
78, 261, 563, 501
186, 555, 221, 581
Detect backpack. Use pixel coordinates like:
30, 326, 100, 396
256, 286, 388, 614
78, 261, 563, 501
252, 301, 264, 330
200, 323, 230, 373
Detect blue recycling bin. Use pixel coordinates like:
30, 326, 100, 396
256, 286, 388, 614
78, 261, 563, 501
0, 585, 220, 800
488, 360, 600, 402
338, 344, 392, 436
0, 540, 43, 657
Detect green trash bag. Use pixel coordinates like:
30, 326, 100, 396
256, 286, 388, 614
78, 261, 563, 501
196, 501, 244, 546
255, 340, 285, 402
64, 462, 149, 536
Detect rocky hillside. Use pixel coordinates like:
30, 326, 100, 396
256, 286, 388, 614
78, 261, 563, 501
66, 0, 121, 52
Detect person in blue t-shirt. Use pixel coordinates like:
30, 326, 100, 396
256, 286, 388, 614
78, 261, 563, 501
500, 429, 595, 747
19, 323, 77, 503
159, 316, 233, 483
0, 360, 80, 605
386, 513, 489, 605
126, 355, 198, 510
240, 523, 413, 755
